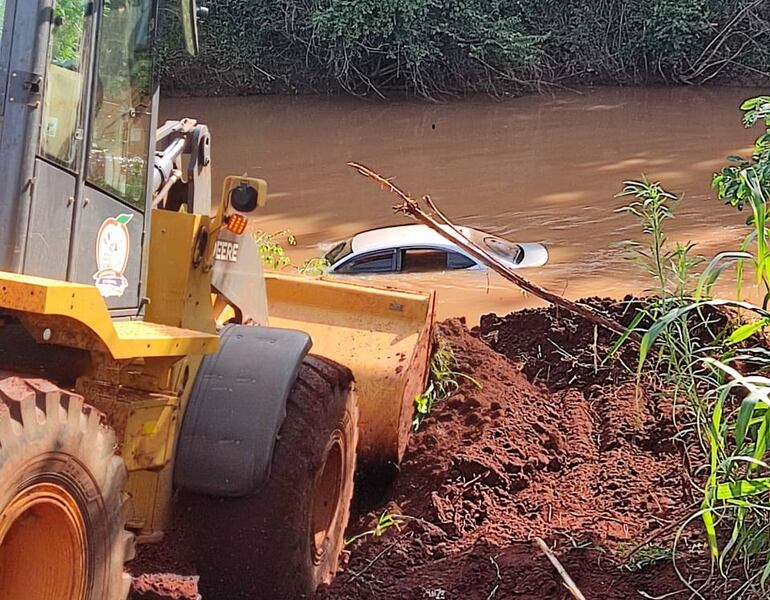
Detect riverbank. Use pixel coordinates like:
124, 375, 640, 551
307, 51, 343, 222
159, 0, 769, 98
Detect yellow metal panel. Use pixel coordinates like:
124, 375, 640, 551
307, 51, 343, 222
77, 378, 179, 472
125, 470, 160, 533
124, 397, 179, 471
0, 271, 218, 359
145, 209, 218, 334
265, 273, 435, 465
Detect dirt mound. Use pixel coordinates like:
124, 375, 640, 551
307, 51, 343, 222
133, 300, 708, 599
317, 315, 695, 599
476, 296, 726, 392
476, 297, 644, 390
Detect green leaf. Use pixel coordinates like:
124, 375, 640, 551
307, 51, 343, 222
115, 213, 133, 225
735, 391, 763, 448
716, 477, 770, 500
741, 97, 764, 111
729, 319, 770, 344
701, 506, 720, 558
695, 251, 753, 300
604, 310, 646, 364
761, 556, 770, 592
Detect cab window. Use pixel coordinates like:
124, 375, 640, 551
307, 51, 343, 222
39, 0, 91, 170
336, 251, 396, 274
0, 0, 6, 47
87, 0, 153, 209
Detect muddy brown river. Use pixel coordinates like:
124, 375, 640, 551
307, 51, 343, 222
162, 87, 764, 322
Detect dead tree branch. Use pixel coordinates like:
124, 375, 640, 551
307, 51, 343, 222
348, 161, 641, 345
534, 537, 587, 600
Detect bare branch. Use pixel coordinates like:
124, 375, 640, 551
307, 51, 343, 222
348, 162, 641, 344
534, 537, 587, 600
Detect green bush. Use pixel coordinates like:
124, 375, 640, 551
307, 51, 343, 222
158, 0, 770, 97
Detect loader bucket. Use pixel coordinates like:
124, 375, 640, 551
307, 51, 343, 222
264, 273, 435, 467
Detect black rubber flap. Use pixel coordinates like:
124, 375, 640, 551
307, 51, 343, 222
174, 324, 311, 496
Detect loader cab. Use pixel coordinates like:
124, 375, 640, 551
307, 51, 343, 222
0, 0, 159, 315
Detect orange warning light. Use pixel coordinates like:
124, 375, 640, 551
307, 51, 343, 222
225, 214, 248, 235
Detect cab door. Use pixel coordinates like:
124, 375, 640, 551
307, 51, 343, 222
24, 0, 156, 312
24, 0, 92, 280
68, 0, 156, 311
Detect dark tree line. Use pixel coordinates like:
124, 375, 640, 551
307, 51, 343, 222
157, 0, 770, 98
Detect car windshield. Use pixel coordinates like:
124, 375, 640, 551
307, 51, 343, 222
481, 236, 523, 264
325, 240, 353, 264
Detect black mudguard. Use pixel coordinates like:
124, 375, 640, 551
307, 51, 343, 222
174, 324, 311, 496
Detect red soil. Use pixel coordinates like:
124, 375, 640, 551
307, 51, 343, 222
134, 299, 712, 599
319, 302, 704, 599
130, 574, 199, 600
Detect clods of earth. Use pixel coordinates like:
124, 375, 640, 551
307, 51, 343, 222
132, 298, 711, 599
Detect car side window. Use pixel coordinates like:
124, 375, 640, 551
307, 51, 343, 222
337, 250, 396, 273
400, 249, 449, 273
447, 251, 475, 269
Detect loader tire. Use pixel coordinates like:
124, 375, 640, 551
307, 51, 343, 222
0, 374, 133, 600
191, 355, 358, 599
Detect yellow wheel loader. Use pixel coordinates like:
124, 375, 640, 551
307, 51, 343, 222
0, 2, 434, 598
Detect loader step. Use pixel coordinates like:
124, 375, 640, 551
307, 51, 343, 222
0, 271, 218, 359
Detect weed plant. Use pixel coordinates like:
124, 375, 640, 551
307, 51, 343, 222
345, 511, 402, 546
413, 339, 481, 431
618, 97, 770, 598
253, 229, 296, 271
299, 257, 331, 276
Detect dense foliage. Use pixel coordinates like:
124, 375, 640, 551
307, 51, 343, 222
157, 0, 770, 97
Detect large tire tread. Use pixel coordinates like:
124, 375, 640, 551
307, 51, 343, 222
0, 373, 133, 600
190, 355, 358, 600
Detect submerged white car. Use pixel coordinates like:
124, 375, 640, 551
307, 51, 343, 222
324, 224, 548, 275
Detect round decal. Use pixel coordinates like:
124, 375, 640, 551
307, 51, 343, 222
93, 213, 133, 298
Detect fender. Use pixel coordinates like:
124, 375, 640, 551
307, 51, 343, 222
174, 323, 311, 496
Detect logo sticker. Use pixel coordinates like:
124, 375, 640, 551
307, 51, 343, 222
214, 240, 240, 263
94, 213, 133, 298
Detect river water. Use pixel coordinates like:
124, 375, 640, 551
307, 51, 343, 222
162, 87, 764, 322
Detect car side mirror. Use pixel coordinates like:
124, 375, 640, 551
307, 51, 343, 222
181, 0, 207, 56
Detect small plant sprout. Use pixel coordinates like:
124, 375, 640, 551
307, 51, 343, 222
344, 511, 403, 546
413, 339, 481, 430
621, 545, 673, 573
299, 256, 331, 276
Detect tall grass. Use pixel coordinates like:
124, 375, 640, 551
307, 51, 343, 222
617, 97, 770, 597
614, 178, 714, 424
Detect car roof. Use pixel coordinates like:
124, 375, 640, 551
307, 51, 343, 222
349, 224, 476, 255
